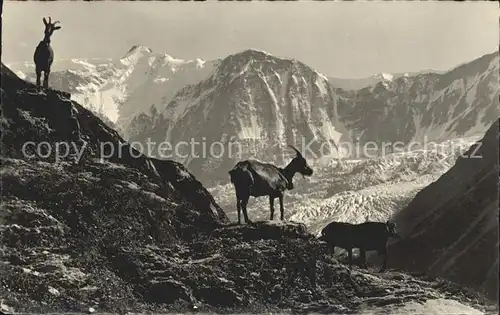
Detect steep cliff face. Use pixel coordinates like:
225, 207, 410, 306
388, 119, 499, 300
127, 49, 348, 183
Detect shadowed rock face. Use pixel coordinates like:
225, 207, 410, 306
388, 119, 499, 300
123, 50, 498, 185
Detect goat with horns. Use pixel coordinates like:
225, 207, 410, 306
228, 145, 313, 224
33, 17, 61, 90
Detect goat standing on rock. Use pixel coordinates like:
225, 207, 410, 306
229, 145, 313, 224
33, 17, 61, 90
319, 221, 401, 272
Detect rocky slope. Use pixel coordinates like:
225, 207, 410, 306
210, 135, 481, 236
1, 63, 494, 314
127, 49, 349, 183
388, 119, 499, 301
0, 62, 225, 312
0, 62, 226, 226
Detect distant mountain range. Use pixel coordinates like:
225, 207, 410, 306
7, 45, 217, 127
389, 119, 499, 300
8, 48, 499, 183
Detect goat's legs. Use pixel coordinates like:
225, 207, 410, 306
359, 248, 367, 269
236, 199, 242, 224
279, 195, 284, 220
378, 247, 387, 272
35, 69, 42, 89
43, 70, 50, 89
241, 197, 251, 224
269, 196, 275, 220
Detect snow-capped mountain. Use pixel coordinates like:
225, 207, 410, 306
6, 45, 216, 127
126, 49, 349, 182
327, 70, 442, 90
127, 49, 498, 184
9, 47, 498, 184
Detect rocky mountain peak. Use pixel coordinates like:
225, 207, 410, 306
124, 44, 153, 56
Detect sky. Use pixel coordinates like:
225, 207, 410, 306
2, 1, 499, 78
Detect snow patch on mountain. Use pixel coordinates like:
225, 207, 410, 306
315, 75, 329, 97
238, 115, 262, 140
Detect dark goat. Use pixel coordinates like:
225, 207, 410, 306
33, 17, 61, 89
318, 221, 401, 272
229, 145, 313, 224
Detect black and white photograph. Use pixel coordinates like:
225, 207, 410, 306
1, 1, 499, 314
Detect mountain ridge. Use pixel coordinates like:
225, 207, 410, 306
7, 48, 499, 185
1, 62, 497, 314
8, 47, 497, 127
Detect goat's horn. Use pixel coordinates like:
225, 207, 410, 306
288, 145, 302, 157
53, 21, 61, 25
48, 17, 52, 24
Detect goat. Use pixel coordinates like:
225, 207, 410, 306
228, 145, 313, 224
318, 221, 401, 272
33, 17, 61, 90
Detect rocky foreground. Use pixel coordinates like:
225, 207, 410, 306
0, 63, 497, 313
0, 176, 494, 314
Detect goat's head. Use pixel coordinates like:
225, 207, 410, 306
42, 17, 61, 38
386, 221, 401, 239
287, 145, 313, 176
